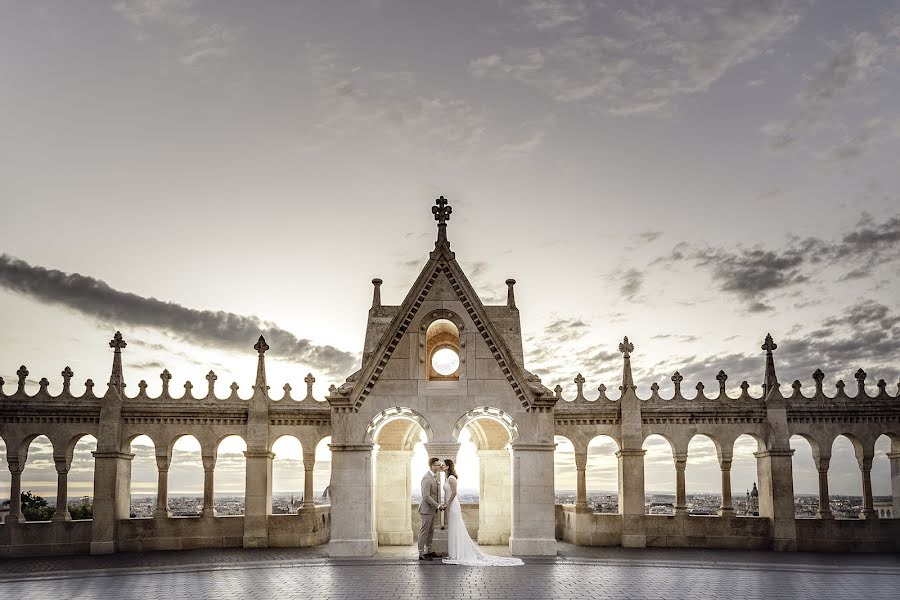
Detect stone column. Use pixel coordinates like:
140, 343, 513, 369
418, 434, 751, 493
6, 458, 24, 523
52, 456, 72, 521
201, 454, 216, 518
889, 452, 900, 517
154, 455, 171, 518
375, 449, 414, 545
754, 448, 797, 551
574, 451, 588, 510
509, 442, 557, 556
243, 450, 274, 547
858, 455, 877, 519
302, 454, 316, 509
673, 453, 688, 515
90, 450, 134, 554
616, 448, 647, 546
815, 456, 833, 519
477, 449, 512, 544
327, 443, 376, 557
718, 454, 734, 516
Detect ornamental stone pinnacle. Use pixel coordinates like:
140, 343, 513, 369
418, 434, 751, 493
618, 336, 634, 358
109, 331, 127, 351
432, 195, 452, 245
254, 335, 269, 355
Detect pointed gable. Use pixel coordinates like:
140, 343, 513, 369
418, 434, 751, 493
334, 197, 553, 412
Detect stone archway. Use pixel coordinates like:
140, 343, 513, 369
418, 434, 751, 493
451, 407, 518, 544
367, 407, 432, 545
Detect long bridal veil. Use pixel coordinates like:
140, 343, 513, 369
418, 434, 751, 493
441, 475, 523, 566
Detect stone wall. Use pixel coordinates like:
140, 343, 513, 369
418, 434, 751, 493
410, 503, 479, 542
556, 506, 900, 552
0, 520, 93, 558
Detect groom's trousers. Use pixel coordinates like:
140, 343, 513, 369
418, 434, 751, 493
418, 512, 436, 554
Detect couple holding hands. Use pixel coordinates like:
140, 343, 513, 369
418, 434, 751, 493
417, 457, 522, 566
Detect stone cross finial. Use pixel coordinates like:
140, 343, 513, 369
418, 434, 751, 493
84, 379, 94, 394
618, 336, 634, 358
304, 373, 315, 400
184, 381, 193, 396
740, 380, 749, 394
432, 196, 452, 244
109, 331, 127, 351
61, 366, 74, 394
138, 380, 148, 394
716, 370, 727, 394
854, 368, 867, 395
877, 379, 887, 395
597, 383, 607, 395
574, 373, 585, 396
160, 369, 172, 395
206, 370, 217, 396
761, 333, 777, 354
254, 335, 269, 355
672, 371, 683, 396
432, 195, 452, 226
17, 365, 28, 385
328, 384, 337, 394
650, 382, 659, 394
695, 381, 704, 394
39, 377, 50, 393
230, 382, 239, 396
835, 380, 845, 393
553, 384, 563, 398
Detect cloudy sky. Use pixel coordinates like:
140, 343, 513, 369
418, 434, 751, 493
1, 1, 898, 499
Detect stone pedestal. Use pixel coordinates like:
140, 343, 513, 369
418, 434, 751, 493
477, 449, 511, 544
509, 443, 556, 556
376, 450, 414, 545
328, 443, 376, 556
243, 450, 274, 548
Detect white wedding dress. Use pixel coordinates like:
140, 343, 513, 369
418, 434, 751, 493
441, 475, 523, 566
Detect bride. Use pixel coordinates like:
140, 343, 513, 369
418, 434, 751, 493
439, 459, 523, 566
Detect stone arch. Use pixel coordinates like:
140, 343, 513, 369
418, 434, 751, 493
829, 434, 863, 515
789, 434, 819, 517
271, 435, 304, 513
168, 434, 203, 515
642, 434, 675, 514
685, 434, 720, 513
365, 407, 434, 445
586, 435, 619, 513
553, 435, 576, 503
19, 434, 55, 519
450, 407, 519, 443
731, 434, 762, 514
127, 434, 157, 518
872, 434, 893, 512
451, 409, 516, 545
214, 435, 247, 516
66, 434, 97, 518
314, 436, 332, 503
419, 309, 467, 381
0, 436, 7, 508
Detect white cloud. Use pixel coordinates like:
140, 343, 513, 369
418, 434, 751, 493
305, 43, 487, 156
473, 1, 806, 116
113, 0, 237, 65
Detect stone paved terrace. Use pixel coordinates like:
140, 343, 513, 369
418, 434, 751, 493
0, 543, 897, 599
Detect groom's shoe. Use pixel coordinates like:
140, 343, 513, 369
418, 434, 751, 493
425, 552, 438, 558
418, 554, 432, 561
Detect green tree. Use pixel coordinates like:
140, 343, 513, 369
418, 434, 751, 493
69, 504, 93, 520
21, 491, 54, 521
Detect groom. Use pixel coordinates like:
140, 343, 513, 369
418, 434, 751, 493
418, 457, 444, 561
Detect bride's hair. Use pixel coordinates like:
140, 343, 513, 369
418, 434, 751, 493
443, 458, 457, 478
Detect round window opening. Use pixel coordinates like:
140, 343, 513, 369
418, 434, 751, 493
431, 347, 460, 376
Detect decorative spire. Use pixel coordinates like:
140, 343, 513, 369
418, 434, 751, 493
253, 335, 270, 395
371, 278, 382, 309
432, 195, 452, 245
618, 336, 636, 392
108, 331, 126, 394
505, 279, 517, 309
761, 333, 778, 397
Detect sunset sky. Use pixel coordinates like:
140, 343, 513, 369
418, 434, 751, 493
1, 1, 898, 499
